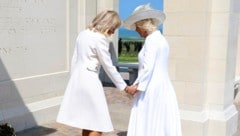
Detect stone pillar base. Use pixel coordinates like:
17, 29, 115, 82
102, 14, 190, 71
0, 97, 61, 132
181, 105, 238, 136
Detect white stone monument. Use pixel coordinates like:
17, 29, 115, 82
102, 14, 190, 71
0, 0, 120, 132
1, 0, 239, 135
165, 0, 240, 135
0, 0, 72, 131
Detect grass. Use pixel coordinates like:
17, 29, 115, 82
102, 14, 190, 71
118, 53, 138, 62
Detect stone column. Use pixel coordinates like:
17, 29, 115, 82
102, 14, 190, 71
164, 0, 239, 135
97, 0, 120, 59
78, 0, 97, 31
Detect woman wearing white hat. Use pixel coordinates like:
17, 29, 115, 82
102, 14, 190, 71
123, 4, 182, 136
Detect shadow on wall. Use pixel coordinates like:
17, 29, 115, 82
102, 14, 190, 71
117, 131, 127, 136
234, 89, 240, 135
0, 58, 56, 134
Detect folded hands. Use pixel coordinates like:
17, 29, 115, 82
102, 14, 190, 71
124, 84, 138, 96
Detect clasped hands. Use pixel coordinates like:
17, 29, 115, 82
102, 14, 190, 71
124, 85, 138, 96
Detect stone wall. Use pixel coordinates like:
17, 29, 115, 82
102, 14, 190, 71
164, 0, 239, 135
237, 16, 240, 77
0, 0, 76, 131
0, 0, 120, 132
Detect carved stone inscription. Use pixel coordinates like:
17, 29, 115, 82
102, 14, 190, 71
0, 0, 67, 80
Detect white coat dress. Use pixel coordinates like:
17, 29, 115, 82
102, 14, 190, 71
57, 29, 127, 132
127, 30, 182, 136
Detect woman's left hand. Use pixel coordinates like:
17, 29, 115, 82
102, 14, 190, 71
125, 85, 138, 95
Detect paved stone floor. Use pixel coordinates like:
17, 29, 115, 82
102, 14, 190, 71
16, 82, 240, 136
16, 86, 133, 136
16, 123, 127, 136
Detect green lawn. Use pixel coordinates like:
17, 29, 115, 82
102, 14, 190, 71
118, 54, 138, 62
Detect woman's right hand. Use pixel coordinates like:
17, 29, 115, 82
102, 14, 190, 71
125, 85, 138, 95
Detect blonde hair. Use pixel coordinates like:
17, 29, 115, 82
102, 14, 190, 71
135, 18, 157, 34
87, 10, 121, 36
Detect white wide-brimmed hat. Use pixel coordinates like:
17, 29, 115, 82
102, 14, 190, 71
123, 4, 166, 30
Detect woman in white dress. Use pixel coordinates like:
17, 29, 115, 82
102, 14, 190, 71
123, 4, 182, 136
57, 10, 134, 136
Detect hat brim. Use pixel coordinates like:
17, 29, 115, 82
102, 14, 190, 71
123, 10, 166, 30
